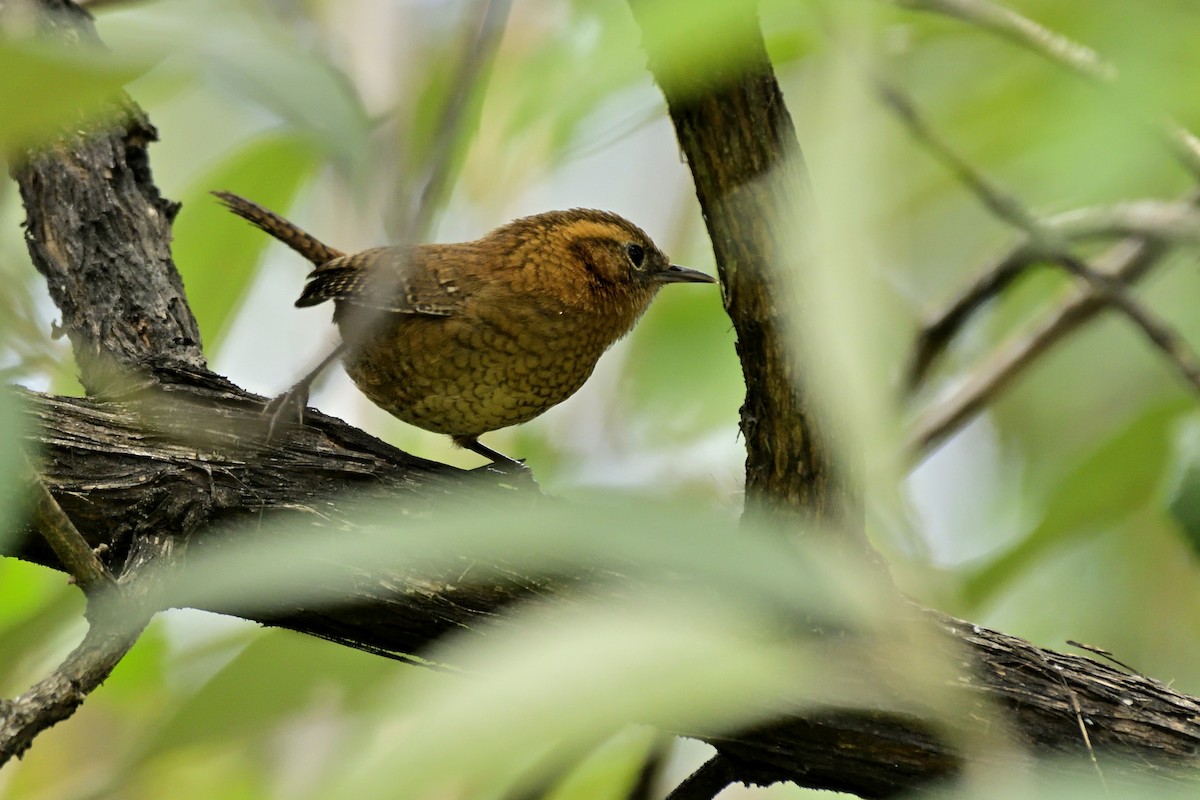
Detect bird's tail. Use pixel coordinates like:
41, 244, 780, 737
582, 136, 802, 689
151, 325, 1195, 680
212, 191, 344, 268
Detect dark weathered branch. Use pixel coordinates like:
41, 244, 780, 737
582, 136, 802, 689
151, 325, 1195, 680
8, 0, 1200, 797
9, 401, 1200, 793
0, 592, 148, 764
12, 100, 204, 387
664, 755, 737, 800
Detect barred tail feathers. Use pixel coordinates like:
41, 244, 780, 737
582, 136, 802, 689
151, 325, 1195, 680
212, 191, 343, 267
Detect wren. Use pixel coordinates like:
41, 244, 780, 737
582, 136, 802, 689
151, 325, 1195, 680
213, 191, 717, 464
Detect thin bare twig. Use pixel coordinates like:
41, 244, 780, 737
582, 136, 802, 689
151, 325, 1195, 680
908, 197, 1200, 391
1067, 640, 1145, 678
0, 594, 149, 765
398, 0, 512, 242
2, 458, 160, 765
907, 198, 1200, 393
274, 1, 512, 434
893, 0, 1200, 180
26, 469, 114, 592
880, 81, 1200, 458
893, 0, 1113, 81
907, 233, 1173, 456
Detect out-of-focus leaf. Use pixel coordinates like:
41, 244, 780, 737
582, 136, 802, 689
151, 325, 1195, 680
127, 748, 264, 800
629, 0, 770, 95
1166, 415, 1200, 557
0, 562, 81, 695
0, 387, 27, 552
172, 133, 319, 351
319, 594, 849, 800
167, 495, 880, 627
99, 0, 373, 179
543, 726, 661, 800
620, 287, 740, 437
96, 621, 170, 714
0, 40, 151, 146
141, 630, 393, 757
965, 399, 1190, 606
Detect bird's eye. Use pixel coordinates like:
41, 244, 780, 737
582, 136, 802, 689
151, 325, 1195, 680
625, 243, 645, 269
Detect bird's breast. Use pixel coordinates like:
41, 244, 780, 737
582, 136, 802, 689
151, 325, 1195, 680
339, 304, 630, 437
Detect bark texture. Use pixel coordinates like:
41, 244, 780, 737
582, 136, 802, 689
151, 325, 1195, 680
6, 1, 1200, 797
628, 2, 856, 524
12, 383, 1200, 795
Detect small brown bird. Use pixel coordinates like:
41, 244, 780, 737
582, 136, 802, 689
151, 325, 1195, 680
214, 192, 716, 464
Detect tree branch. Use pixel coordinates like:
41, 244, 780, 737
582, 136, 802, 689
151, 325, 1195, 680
11, 100, 203, 387
0, 590, 148, 765
11, 382, 1200, 795
893, 0, 1200, 179
880, 80, 1200, 412
627, 1, 856, 525
8, 1, 1200, 796
904, 196, 1200, 392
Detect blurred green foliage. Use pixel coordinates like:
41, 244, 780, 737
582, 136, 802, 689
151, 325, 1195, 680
4, 0, 1200, 798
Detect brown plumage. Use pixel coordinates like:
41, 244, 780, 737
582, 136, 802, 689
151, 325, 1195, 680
213, 191, 717, 463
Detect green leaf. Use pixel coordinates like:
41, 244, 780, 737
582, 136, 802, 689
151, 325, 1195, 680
0, 40, 151, 146
1165, 415, 1200, 556
100, 0, 373, 179
544, 726, 661, 800
172, 133, 319, 352
0, 562, 83, 695
319, 595, 825, 799
965, 399, 1190, 607
0, 387, 28, 552
141, 629, 393, 757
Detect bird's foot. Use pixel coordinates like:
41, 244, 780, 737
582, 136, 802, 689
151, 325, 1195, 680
262, 382, 311, 441
454, 436, 537, 485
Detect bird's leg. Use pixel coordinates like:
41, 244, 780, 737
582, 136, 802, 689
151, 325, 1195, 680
263, 342, 347, 439
452, 435, 528, 472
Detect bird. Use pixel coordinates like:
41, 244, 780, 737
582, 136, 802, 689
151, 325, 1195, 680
213, 191, 717, 465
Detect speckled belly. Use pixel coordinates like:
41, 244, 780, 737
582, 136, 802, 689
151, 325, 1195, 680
341, 312, 612, 437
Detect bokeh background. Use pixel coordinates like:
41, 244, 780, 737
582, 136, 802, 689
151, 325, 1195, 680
4, 0, 1200, 797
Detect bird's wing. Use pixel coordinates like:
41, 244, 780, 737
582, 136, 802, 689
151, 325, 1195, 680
295, 247, 472, 317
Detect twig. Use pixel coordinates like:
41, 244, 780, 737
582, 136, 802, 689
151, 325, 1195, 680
880, 81, 1200, 451
1067, 640, 1146, 679
906, 243, 1038, 391
664, 754, 737, 800
1051, 250, 1200, 390
893, 0, 1200, 180
907, 233, 1172, 456
908, 197, 1200, 391
1030, 646, 1108, 791
893, 0, 1113, 81
25, 453, 115, 593
2, 460, 159, 765
0, 492, 162, 765
0, 593, 149, 765
274, 1, 512, 434
400, 0, 512, 242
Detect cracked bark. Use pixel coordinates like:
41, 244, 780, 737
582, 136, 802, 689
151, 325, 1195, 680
5, 0, 1200, 797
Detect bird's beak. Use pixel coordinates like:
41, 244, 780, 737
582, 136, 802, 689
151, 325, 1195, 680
656, 264, 718, 284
